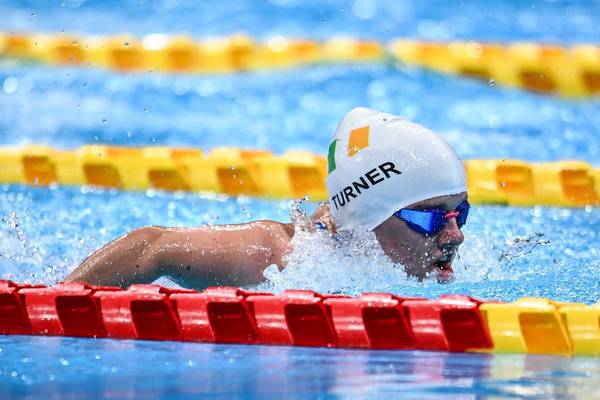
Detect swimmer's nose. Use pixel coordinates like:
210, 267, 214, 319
437, 217, 464, 247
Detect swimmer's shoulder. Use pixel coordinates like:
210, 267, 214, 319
281, 222, 295, 238
249, 220, 295, 241
237, 202, 334, 243
249, 220, 294, 268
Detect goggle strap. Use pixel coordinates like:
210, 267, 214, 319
444, 211, 460, 219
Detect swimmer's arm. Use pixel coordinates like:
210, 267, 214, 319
64, 221, 292, 289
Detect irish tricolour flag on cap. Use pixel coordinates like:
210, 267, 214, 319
328, 125, 370, 173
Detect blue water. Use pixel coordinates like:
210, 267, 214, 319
2, 0, 600, 44
1, 0, 600, 398
2, 336, 600, 399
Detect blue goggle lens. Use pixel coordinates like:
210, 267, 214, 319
394, 200, 470, 236
455, 201, 469, 227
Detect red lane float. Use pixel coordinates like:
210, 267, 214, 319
0, 280, 496, 353
247, 290, 343, 347
94, 284, 194, 341
402, 295, 493, 351
0, 280, 45, 335
19, 282, 119, 337
171, 286, 269, 343
325, 293, 419, 349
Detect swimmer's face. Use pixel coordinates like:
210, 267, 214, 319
373, 192, 467, 283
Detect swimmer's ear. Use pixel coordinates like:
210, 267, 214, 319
320, 217, 337, 234
311, 204, 337, 234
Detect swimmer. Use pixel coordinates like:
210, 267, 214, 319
65, 108, 468, 288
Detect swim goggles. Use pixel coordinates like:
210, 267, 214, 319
393, 200, 470, 236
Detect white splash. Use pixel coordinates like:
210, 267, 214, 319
258, 226, 418, 295
257, 200, 417, 294
0, 211, 27, 281
255, 201, 529, 295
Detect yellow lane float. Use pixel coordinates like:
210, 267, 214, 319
0, 145, 598, 206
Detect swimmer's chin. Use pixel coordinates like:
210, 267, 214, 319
432, 260, 454, 284
409, 262, 455, 284
387, 256, 455, 284
432, 269, 455, 284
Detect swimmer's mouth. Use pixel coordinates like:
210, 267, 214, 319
432, 252, 455, 283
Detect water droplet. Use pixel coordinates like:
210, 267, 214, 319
59, 358, 70, 366
102, 118, 107, 124
488, 79, 495, 86
352, 0, 377, 20
3, 77, 18, 94
123, 42, 130, 47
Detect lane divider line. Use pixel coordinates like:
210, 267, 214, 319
2, 32, 599, 97
1, 280, 598, 356
1, 144, 598, 206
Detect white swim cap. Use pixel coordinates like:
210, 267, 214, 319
326, 107, 466, 231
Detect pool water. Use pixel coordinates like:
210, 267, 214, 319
1, 0, 600, 398
2, 335, 600, 399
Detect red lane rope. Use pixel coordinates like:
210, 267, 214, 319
0, 280, 493, 351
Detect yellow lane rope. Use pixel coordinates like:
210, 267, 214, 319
0, 32, 385, 73
482, 298, 600, 356
1, 32, 599, 97
0, 145, 598, 206
390, 40, 600, 98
